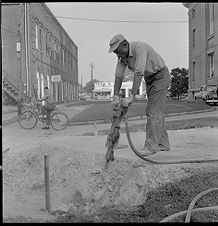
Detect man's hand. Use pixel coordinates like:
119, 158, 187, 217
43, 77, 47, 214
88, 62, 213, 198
111, 95, 120, 111
123, 94, 134, 107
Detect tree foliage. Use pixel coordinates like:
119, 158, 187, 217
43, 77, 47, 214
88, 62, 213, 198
84, 79, 100, 93
169, 67, 189, 99
78, 83, 86, 94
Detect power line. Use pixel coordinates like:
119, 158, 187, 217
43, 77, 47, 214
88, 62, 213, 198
44, 15, 188, 23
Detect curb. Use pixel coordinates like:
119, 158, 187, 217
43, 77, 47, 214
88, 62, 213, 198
2, 107, 217, 127
68, 107, 217, 126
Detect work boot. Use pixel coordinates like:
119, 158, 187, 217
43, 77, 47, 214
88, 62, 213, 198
158, 144, 170, 152
139, 147, 157, 156
158, 148, 170, 152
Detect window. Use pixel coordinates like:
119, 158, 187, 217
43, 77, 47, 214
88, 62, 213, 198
72, 45, 76, 57
47, 74, 50, 90
209, 52, 214, 78
54, 39, 58, 61
51, 38, 55, 59
45, 31, 49, 55
40, 73, 44, 98
62, 47, 65, 65
65, 81, 68, 99
192, 8, 195, 19
193, 29, 195, 47
192, 62, 195, 81
34, 21, 43, 51
48, 34, 52, 57
62, 81, 64, 101
65, 49, 67, 66
56, 43, 60, 62
70, 53, 72, 70
209, 3, 214, 35
35, 22, 38, 49
66, 50, 69, 67
36, 71, 40, 98
72, 59, 75, 71
38, 25, 43, 51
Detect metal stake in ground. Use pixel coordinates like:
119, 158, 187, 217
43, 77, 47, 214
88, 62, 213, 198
44, 155, 51, 210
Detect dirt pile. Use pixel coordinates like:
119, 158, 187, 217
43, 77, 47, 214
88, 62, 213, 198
3, 143, 189, 221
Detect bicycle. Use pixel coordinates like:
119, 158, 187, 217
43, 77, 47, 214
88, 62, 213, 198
18, 101, 69, 130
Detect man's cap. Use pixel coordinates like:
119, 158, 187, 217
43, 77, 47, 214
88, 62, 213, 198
108, 34, 126, 53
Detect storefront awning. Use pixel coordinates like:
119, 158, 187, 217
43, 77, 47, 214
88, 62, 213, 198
93, 89, 112, 93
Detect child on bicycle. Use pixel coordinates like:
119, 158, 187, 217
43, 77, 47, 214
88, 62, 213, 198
37, 87, 56, 129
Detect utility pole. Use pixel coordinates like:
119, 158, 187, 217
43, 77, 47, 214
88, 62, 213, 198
90, 62, 94, 97
90, 62, 94, 82
80, 75, 83, 87
17, 3, 24, 115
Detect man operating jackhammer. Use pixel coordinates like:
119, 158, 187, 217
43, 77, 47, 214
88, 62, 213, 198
108, 34, 171, 156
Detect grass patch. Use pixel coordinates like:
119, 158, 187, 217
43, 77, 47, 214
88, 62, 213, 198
69, 100, 213, 123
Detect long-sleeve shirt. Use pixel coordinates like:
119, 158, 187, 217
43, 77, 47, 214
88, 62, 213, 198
115, 41, 165, 79
113, 41, 166, 96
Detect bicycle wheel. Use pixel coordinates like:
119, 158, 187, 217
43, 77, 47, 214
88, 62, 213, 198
50, 112, 69, 130
18, 110, 38, 130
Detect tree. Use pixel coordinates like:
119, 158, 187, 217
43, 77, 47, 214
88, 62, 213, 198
84, 79, 100, 93
78, 83, 86, 94
169, 67, 189, 99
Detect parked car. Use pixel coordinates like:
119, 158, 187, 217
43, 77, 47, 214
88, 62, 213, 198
180, 94, 188, 100
195, 85, 218, 105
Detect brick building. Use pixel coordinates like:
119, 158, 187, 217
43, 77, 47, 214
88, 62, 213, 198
183, 3, 218, 100
2, 3, 78, 105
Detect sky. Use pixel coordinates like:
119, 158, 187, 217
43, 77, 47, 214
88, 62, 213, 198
46, 2, 189, 86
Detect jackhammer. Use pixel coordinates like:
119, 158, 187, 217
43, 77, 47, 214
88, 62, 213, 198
105, 99, 128, 169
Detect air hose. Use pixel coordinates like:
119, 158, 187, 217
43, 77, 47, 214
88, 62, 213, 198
123, 115, 218, 165
160, 188, 218, 222
184, 188, 218, 222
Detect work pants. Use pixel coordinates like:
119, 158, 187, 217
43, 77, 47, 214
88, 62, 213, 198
41, 105, 54, 126
144, 66, 171, 152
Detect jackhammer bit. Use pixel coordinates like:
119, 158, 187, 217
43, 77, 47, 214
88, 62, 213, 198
104, 100, 128, 169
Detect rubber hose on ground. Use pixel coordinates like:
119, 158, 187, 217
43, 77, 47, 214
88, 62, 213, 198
160, 188, 218, 222
185, 187, 218, 222
159, 206, 218, 222
123, 116, 218, 165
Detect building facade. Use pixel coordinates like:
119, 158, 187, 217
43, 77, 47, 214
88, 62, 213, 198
2, 3, 79, 104
93, 80, 145, 98
183, 3, 218, 100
